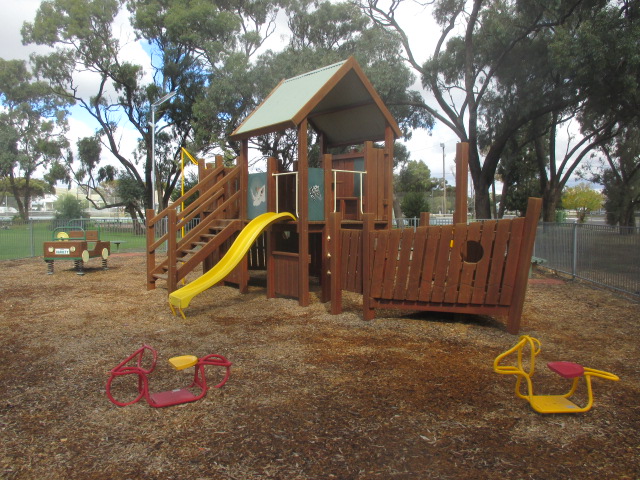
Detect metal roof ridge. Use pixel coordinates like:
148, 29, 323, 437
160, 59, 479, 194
282, 60, 347, 84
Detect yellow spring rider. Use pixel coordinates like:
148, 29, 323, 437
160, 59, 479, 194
493, 336, 619, 413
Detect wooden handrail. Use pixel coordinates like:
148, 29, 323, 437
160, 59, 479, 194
172, 163, 224, 209
177, 167, 239, 224
176, 175, 237, 231
176, 191, 241, 250
147, 162, 243, 291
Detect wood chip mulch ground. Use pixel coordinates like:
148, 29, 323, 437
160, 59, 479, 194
1, 253, 638, 479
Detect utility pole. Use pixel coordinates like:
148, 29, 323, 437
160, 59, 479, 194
440, 143, 446, 214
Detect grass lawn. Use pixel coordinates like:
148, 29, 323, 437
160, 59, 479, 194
0, 221, 148, 260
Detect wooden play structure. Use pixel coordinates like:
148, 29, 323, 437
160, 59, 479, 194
146, 57, 541, 333
44, 227, 110, 275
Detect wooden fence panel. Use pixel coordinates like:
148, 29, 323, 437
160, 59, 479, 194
430, 227, 454, 303
381, 229, 402, 299
369, 232, 388, 298
418, 226, 442, 303
444, 225, 467, 303
393, 230, 415, 300
405, 227, 428, 302
499, 217, 525, 305
485, 220, 512, 304
340, 229, 363, 294
471, 220, 498, 304
457, 221, 483, 304
273, 252, 299, 298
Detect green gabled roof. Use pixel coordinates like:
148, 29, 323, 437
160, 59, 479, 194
230, 57, 401, 146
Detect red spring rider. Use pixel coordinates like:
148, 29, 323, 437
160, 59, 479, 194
106, 345, 231, 408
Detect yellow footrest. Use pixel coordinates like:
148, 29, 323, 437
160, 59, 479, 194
529, 395, 581, 414
169, 355, 198, 370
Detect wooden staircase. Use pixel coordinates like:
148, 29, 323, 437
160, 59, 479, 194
146, 160, 243, 293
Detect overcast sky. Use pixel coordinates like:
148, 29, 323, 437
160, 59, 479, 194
1, 0, 466, 188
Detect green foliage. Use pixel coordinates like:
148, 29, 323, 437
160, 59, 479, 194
400, 191, 429, 218
170, 170, 199, 208
54, 193, 88, 221
396, 160, 435, 193
0, 58, 70, 220
562, 183, 604, 223
0, 178, 53, 199
589, 123, 640, 227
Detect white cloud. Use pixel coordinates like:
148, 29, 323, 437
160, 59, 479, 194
0, 0, 49, 62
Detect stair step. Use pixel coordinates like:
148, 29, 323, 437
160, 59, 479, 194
153, 273, 168, 280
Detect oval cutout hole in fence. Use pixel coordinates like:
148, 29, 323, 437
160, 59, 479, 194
461, 240, 484, 263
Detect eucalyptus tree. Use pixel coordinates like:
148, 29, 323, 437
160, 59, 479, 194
22, 0, 281, 219
588, 123, 640, 228
0, 58, 69, 220
560, 0, 640, 226
360, 0, 611, 219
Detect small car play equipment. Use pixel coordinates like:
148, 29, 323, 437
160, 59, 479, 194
44, 227, 111, 275
493, 335, 619, 414
106, 345, 231, 408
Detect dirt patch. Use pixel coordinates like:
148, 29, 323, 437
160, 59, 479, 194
1, 254, 638, 479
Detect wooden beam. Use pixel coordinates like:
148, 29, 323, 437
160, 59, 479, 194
297, 119, 310, 306
454, 142, 469, 224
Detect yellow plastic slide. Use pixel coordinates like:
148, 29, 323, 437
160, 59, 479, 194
169, 211, 295, 318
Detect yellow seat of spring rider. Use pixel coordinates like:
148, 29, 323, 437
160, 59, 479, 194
168, 355, 198, 370
493, 335, 619, 414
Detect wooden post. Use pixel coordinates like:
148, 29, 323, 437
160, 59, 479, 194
146, 209, 155, 290
507, 197, 542, 334
323, 153, 333, 220
236, 140, 249, 293
363, 141, 374, 218
321, 154, 334, 303
362, 213, 375, 320
167, 208, 177, 293
384, 125, 395, 228
266, 157, 277, 299
454, 142, 469, 225
419, 212, 430, 227
297, 119, 310, 306
240, 141, 248, 222
329, 211, 343, 314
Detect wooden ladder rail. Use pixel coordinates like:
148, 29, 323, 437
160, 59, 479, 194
147, 164, 241, 291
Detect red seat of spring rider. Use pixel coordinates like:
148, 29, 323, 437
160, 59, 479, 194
547, 361, 585, 378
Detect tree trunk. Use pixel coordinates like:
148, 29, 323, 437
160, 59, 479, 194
474, 185, 492, 219
542, 189, 560, 223
620, 202, 636, 228
8, 173, 28, 221
498, 180, 510, 218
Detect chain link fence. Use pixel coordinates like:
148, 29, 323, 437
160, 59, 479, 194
533, 222, 639, 298
0, 218, 148, 260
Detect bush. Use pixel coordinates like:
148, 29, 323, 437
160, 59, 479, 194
401, 192, 429, 218
54, 194, 89, 222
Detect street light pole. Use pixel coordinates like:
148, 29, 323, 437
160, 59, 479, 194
150, 90, 177, 213
440, 143, 446, 214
